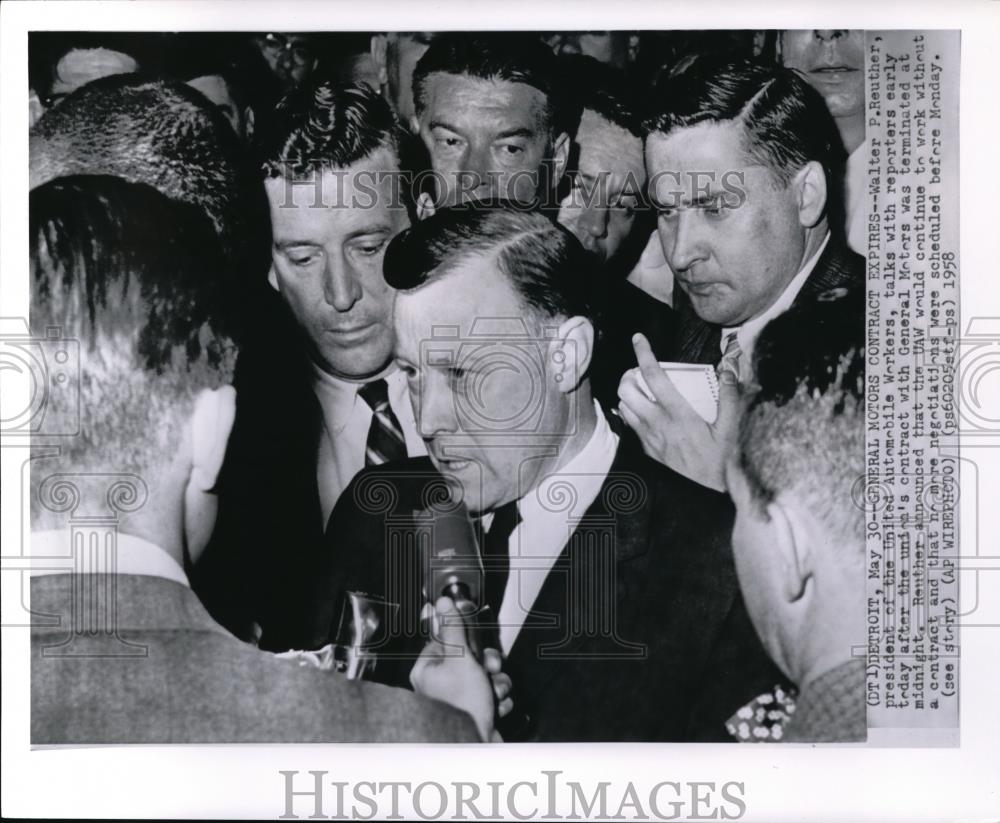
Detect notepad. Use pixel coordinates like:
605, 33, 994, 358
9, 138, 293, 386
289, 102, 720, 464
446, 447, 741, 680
628, 362, 721, 424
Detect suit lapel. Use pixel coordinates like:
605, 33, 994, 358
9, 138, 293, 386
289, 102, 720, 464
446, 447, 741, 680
504, 441, 653, 693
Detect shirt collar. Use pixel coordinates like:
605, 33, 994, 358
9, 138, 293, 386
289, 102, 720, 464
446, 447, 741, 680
517, 402, 619, 538
722, 230, 831, 359
311, 362, 404, 436
30, 529, 190, 587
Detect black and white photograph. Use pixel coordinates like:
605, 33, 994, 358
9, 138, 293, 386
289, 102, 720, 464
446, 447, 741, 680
1, 2, 997, 821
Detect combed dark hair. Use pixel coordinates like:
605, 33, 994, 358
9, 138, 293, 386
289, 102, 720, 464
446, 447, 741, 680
645, 57, 844, 187
257, 81, 407, 180
29, 74, 254, 271
557, 54, 640, 137
737, 289, 865, 545
30, 175, 238, 475
412, 33, 579, 139
383, 200, 595, 322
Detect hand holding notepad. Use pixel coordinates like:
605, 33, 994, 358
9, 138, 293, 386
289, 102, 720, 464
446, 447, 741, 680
627, 362, 721, 424
616, 333, 741, 492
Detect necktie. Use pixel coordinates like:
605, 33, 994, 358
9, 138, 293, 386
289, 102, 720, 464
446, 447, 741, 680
481, 500, 521, 620
717, 332, 742, 384
358, 379, 407, 467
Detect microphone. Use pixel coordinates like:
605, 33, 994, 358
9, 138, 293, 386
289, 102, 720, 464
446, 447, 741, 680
421, 502, 497, 662
420, 500, 534, 740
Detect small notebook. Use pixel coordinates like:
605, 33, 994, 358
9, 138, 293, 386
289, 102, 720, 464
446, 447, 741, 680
628, 362, 721, 424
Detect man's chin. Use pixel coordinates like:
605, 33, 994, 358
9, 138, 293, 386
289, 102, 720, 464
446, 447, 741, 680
317, 348, 394, 380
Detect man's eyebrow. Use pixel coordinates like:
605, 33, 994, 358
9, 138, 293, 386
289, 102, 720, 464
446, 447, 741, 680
274, 239, 321, 250
690, 190, 726, 208
428, 119, 462, 134
346, 223, 394, 240
494, 127, 536, 140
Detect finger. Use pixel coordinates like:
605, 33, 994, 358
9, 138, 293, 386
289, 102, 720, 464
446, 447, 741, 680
498, 697, 514, 718
491, 672, 512, 701
617, 377, 660, 420
432, 596, 469, 652
483, 647, 503, 675
617, 400, 642, 432
714, 369, 743, 434
631, 334, 673, 400
632, 336, 693, 414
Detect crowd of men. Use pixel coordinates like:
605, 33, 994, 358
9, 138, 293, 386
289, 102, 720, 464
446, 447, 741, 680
29, 29, 867, 744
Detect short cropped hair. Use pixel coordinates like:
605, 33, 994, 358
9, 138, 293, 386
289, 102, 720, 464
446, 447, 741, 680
29, 75, 250, 267
30, 175, 238, 478
737, 288, 865, 545
383, 200, 595, 323
645, 57, 843, 188
558, 54, 640, 137
412, 33, 579, 139
257, 81, 407, 180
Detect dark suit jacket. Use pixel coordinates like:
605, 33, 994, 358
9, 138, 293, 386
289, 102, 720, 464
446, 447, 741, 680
672, 238, 864, 365
310, 435, 786, 742
191, 290, 326, 652
31, 573, 479, 744
590, 278, 677, 411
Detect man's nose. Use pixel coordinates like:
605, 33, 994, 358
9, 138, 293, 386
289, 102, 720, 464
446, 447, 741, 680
417, 379, 458, 439
663, 210, 707, 273
463, 143, 496, 196
322, 256, 363, 312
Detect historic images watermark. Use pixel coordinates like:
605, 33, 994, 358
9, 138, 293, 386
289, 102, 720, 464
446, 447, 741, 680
278, 770, 748, 821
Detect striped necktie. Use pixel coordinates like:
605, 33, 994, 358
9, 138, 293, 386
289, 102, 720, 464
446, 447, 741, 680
717, 332, 743, 384
358, 379, 407, 467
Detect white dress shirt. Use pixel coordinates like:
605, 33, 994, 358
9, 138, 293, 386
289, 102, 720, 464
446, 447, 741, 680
30, 529, 189, 587
489, 403, 619, 654
845, 138, 869, 256
721, 231, 831, 384
312, 365, 426, 525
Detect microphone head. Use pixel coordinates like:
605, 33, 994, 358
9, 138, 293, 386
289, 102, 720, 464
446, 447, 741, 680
422, 502, 484, 606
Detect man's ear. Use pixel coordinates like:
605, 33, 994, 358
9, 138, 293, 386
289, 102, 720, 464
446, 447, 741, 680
183, 386, 237, 564
267, 262, 279, 291
550, 315, 595, 394
551, 131, 571, 191
188, 386, 237, 494
766, 493, 813, 603
793, 160, 827, 228
370, 34, 389, 86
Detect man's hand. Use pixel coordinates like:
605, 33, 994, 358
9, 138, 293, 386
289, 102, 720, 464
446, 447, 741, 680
617, 333, 742, 492
411, 597, 496, 741
484, 647, 513, 719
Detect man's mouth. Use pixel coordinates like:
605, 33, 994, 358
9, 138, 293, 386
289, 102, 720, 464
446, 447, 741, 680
326, 322, 375, 337
430, 451, 476, 472
679, 279, 719, 297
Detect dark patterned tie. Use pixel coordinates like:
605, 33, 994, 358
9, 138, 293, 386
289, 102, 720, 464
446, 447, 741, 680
481, 500, 522, 620
358, 379, 407, 467
716, 331, 743, 384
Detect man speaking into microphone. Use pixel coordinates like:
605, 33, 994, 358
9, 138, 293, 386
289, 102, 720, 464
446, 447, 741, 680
316, 201, 783, 742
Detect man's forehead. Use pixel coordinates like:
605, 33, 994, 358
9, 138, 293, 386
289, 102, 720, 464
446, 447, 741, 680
264, 152, 403, 220
395, 254, 528, 338
52, 48, 138, 94
424, 73, 549, 127
647, 120, 749, 172
578, 109, 644, 181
